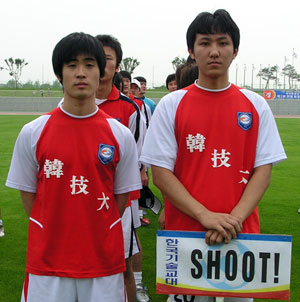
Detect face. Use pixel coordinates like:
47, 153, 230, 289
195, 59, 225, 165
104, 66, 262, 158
101, 46, 119, 83
189, 33, 238, 84
139, 81, 147, 96
130, 83, 140, 97
60, 54, 100, 101
167, 80, 177, 92
122, 77, 131, 96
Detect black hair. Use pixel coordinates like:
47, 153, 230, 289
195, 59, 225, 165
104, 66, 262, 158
52, 32, 106, 84
186, 9, 240, 52
166, 73, 176, 88
119, 70, 132, 82
134, 76, 147, 83
114, 72, 124, 92
95, 34, 123, 67
177, 63, 198, 89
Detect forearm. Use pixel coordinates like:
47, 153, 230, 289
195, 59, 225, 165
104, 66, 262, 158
231, 164, 272, 222
151, 165, 206, 221
115, 193, 130, 217
20, 191, 36, 217
151, 165, 242, 238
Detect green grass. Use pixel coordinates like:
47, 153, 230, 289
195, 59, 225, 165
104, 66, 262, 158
0, 88, 166, 99
0, 116, 299, 301
0, 89, 63, 98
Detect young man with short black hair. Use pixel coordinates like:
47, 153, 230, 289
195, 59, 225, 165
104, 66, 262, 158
141, 10, 286, 302
166, 73, 177, 92
94, 34, 149, 302
6, 32, 141, 302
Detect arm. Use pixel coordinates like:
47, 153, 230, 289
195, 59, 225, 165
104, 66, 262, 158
206, 164, 272, 245
115, 192, 130, 217
20, 191, 36, 217
140, 166, 149, 187
158, 207, 165, 230
151, 165, 243, 241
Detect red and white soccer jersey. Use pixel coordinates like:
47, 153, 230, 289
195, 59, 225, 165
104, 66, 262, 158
96, 85, 147, 202
140, 82, 287, 233
6, 106, 141, 278
96, 85, 146, 156
133, 97, 152, 129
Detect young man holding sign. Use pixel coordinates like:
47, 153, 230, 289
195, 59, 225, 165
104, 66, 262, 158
140, 9, 287, 302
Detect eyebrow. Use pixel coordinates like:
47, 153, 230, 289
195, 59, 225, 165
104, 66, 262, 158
198, 35, 230, 41
68, 56, 96, 62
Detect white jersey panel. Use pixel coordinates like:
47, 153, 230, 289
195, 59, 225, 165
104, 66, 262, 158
240, 89, 287, 167
128, 109, 146, 157
6, 115, 51, 192
107, 118, 142, 194
140, 90, 188, 171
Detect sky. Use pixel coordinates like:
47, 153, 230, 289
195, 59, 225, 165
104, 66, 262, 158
1, 0, 299, 89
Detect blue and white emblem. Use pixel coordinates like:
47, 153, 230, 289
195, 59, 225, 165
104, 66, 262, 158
98, 144, 115, 164
237, 112, 252, 131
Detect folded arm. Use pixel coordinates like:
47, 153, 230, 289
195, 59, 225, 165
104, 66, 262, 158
206, 164, 272, 245
151, 165, 243, 242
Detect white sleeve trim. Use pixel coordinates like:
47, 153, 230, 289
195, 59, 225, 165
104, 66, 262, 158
107, 118, 142, 194
6, 115, 51, 193
140, 90, 187, 170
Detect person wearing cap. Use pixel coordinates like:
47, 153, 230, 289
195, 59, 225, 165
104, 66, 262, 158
134, 76, 156, 114
130, 78, 141, 98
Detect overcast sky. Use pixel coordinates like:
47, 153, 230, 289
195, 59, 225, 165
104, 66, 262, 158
1, 0, 299, 88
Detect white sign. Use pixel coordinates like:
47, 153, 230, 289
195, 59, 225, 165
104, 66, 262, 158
157, 231, 291, 300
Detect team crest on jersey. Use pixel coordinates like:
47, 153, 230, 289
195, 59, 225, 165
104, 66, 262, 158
237, 112, 252, 131
98, 144, 115, 164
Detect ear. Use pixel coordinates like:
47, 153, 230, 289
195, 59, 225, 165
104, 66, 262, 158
232, 48, 239, 60
56, 75, 63, 85
116, 64, 120, 73
188, 48, 195, 60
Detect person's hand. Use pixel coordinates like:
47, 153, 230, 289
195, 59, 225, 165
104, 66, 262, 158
158, 208, 165, 230
205, 229, 233, 245
198, 209, 242, 244
140, 169, 149, 186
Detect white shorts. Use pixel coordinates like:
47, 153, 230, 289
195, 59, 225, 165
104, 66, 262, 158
21, 272, 126, 302
121, 206, 139, 258
131, 199, 141, 228
169, 295, 253, 302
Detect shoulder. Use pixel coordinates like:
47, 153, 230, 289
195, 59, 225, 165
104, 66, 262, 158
119, 93, 140, 112
237, 87, 271, 114
106, 117, 134, 139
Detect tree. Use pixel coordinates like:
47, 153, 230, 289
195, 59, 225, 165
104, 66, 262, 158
0, 58, 28, 89
256, 65, 278, 89
281, 64, 299, 89
172, 56, 187, 71
119, 57, 140, 74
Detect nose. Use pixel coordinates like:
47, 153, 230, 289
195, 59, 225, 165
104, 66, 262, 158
209, 43, 220, 58
76, 65, 86, 78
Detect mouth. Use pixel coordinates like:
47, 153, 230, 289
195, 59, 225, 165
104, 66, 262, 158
75, 82, 88, 88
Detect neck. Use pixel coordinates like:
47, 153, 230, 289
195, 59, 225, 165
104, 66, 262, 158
97, 80, 113, 99
197, 73, 230, 90
62, 95, 97, 116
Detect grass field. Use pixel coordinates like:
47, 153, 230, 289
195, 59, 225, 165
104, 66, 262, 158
0, 88, 169, 99
0, 116, 299, 302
